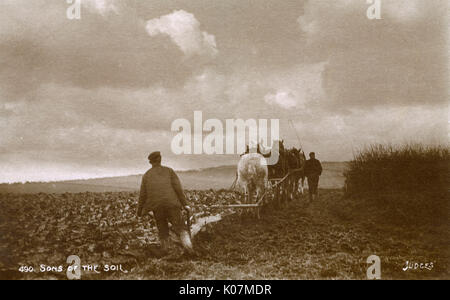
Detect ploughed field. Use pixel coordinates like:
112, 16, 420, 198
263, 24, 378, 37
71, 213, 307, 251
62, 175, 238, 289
1, 189, 447, 280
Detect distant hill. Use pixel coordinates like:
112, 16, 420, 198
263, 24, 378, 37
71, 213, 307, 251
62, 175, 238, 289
0, 163, 348, 194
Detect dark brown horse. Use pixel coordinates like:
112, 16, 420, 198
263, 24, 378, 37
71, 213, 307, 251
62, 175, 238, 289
286, 147, 306, 196
266, 140, 287, 180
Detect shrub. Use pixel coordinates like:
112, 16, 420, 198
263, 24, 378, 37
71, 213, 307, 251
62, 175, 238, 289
344, 144, 449, 196
343, 144, 449, 224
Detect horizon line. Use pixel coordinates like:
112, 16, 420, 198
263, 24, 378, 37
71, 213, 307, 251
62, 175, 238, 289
0, 161, 348, 185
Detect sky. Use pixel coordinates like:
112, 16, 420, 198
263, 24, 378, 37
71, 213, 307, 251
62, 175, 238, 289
0, 0, 448, 183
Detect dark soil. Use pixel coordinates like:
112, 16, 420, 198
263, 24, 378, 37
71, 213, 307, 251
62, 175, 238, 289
109, 189, 449, 280
1, 189, 448, 280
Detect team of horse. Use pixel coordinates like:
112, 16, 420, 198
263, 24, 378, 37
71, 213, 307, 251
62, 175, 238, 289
237, 140, 306, 206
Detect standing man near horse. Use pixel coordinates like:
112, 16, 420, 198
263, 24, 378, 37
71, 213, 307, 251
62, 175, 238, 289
137, 151, 194, 254
304, 152, 323, 201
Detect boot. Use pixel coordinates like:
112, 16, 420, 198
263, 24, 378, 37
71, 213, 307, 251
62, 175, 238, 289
179, 230, 195, 254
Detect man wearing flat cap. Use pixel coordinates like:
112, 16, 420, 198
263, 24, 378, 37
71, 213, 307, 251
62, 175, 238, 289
137, 151, 193, 254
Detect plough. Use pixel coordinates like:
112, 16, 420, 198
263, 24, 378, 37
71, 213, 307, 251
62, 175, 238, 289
208, 167, 305, 219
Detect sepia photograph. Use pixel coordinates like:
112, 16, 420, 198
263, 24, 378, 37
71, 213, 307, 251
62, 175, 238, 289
0, 0, 448, 284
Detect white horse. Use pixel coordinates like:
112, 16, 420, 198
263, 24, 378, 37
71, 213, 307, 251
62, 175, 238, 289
237, 153, 268, 204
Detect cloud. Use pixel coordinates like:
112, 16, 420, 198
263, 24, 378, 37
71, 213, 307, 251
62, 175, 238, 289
81, 0, 120, 16
0, 0, 447, 182
146, 10, 218, 57
262, 62, 326, 111
0, 63, 325, 181
290, 104, 448, 161
0, 2, 195, 97
383, 0, 423, 22
265, 90, 298, 109
298, 0, 434, 38
0, 83, 181, 182
297, 0, 447, 109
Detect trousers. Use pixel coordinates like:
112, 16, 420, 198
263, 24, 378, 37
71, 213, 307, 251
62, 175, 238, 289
153, 204, 184, 240
307, 175, 320, 195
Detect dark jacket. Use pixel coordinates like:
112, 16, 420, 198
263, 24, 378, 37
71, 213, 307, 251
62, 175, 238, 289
304, 158, 323, 177
137, 165, 188, 216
